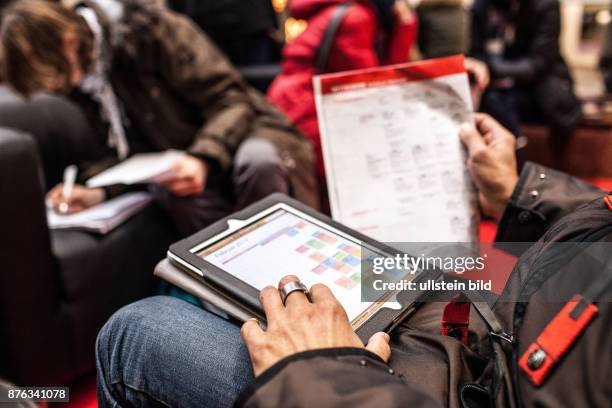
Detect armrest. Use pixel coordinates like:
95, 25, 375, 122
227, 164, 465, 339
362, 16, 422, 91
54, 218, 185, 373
0, 129, 64, 384
0, 86, 104, 189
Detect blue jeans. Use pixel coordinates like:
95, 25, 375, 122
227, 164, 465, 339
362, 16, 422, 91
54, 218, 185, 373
96, 296, 253, 408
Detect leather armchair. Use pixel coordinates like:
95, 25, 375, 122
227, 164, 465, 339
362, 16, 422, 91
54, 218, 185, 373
0, 129, 176, 386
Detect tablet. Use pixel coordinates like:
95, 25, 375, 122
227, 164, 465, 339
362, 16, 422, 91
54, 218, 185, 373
168, 194, 434, 340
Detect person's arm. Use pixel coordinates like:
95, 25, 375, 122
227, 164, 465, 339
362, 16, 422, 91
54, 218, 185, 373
487, 1, 561, 83
459, 114, 605, 247
154, 10, 257, 173
237, 276, 442, 408
494, 162, 604, 243
383, 1, 417, 65
239, 351, 439, 407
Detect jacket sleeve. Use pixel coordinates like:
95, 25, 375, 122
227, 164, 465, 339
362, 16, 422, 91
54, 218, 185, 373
237, 348, 442, 408
155, 10, 256, 172
495, 162, 605, 246
487, 1, 561, 83
383, 13, 418, 65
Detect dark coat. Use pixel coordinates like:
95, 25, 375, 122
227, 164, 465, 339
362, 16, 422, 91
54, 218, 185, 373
237, 162, 610, 407
74, 0, 318, 208
470, 0, 582, 132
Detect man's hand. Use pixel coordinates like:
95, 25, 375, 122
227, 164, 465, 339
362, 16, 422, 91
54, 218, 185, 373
157, 155, 208, 197
47, 184, 105, 214
465, 58, 490, 90
241, 275, 391, 377
460, 113, 519, 220
393, 0, 415, 24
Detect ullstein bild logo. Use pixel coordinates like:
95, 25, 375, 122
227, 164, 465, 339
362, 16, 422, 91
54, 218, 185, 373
371, 278, 493, 292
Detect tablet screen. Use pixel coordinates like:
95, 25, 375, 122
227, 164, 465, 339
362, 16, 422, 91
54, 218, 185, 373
197, 209, 375, 321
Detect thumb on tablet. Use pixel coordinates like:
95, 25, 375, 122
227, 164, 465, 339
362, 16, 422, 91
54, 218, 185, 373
365, 332, 391, 363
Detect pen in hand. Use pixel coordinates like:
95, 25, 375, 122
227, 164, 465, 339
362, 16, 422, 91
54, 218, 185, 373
59, 165, 78, 214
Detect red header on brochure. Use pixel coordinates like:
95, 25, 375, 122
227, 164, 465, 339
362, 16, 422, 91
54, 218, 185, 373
318, 55, 466, 95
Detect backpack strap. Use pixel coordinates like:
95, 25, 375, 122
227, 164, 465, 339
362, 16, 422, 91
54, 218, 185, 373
315, 2, 354, 74
519, 256, 612, 386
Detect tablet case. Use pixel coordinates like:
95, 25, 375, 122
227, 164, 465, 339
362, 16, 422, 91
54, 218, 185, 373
154, 258, 263, 322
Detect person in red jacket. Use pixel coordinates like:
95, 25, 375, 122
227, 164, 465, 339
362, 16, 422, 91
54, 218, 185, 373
267, 0, 418, 183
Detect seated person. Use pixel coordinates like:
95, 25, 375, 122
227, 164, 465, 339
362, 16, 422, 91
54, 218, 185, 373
470, 0, 581, 151
95, 115, 609, 407
0, 0, 317, 235
267, 0, 418, 182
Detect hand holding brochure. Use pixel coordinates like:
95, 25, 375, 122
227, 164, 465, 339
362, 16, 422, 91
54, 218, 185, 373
314, 55, 480, 243
86, 150, 185, 188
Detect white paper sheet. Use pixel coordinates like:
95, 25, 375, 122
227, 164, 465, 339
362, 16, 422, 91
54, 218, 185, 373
86, 150, 185, 188
314, 57, 480, 243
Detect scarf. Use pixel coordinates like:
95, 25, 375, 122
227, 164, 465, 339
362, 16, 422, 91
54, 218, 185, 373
77, 1, 130, 160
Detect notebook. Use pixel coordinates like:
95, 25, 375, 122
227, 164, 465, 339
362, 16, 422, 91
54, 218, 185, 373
47, 192, 153, 234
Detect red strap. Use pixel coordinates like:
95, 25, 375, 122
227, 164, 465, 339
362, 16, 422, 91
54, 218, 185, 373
519, 295, 598, 386
441, 301, 471, 345
604, 195, 612, 211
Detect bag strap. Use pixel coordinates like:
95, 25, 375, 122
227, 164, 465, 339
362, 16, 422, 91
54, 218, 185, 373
315, 2, 354, 74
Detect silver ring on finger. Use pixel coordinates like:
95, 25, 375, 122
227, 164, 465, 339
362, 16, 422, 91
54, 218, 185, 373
279, 280, 310, 306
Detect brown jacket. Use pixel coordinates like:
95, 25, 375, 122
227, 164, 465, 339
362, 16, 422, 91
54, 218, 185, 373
237, 162, 610, 407
74, 0, 318, 208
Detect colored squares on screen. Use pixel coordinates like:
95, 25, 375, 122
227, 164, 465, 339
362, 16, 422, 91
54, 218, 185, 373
312, 264, 327, 275
295, 222, 307, 229
331, 261, 344, 271
338, 243, 360, 257
323, 258, 336, 267
313, 231, 337, 244
307, 239, 325, 250
309, 252, 326, 263
340, 263, 353, 274
344, 255, 359, 267
346, 246, 360, 257
336, 276, 358, 290
295, 245, 309, 254
286, 228, 299, 237
350, 272, 361, 283
333, 251, 346, 261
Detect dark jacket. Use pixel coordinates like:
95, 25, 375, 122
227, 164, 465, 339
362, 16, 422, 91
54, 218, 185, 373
171, 0, 277, 40
237, 162, 610, 407
74, 0, 318, 208
470, 0, 581, 132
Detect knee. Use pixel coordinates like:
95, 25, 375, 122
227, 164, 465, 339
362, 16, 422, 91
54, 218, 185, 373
234, 138, 284, 176
96, 296, 183, 369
